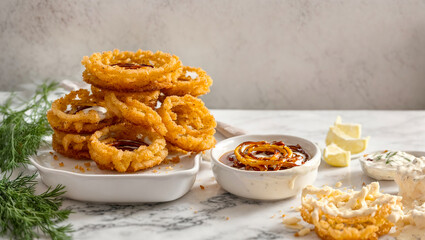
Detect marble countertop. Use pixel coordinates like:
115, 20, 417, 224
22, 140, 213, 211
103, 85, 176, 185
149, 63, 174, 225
18, 110, 425, 239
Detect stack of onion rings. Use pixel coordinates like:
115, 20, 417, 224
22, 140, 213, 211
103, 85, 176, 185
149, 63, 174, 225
47, 49, 216, 172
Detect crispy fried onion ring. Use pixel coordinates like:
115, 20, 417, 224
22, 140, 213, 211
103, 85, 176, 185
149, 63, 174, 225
104, 92, 167, 136
91, 85, 159, 108
81, 49, 183, 91
234, 141, 310, 170
47, 89, 116, 133
88, 123, 167, 172
162, 66, 213, 97
157, 95, 216, 152
52, 130, 91, 160
300, 182, 403, 240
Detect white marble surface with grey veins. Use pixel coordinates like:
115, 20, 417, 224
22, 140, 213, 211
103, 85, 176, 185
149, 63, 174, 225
28, 110, 425, 239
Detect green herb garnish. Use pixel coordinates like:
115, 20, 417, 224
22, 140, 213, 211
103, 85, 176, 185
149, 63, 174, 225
0, 82, 57, 172
401, 156, 412, 162
0, 173, 72, 240
0, 82, 73, 239
385, 152, 397, 164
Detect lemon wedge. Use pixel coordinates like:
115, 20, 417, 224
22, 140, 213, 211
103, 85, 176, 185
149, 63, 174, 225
334, 116, 361, 139
326, 126, 369, 154
324, 143, 351, 167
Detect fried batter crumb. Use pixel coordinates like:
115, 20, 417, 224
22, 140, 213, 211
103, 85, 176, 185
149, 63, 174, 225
335, 181, 342, 188
165, 166, 173, 170
294, 228, 311, 237
53, 155, 59, 161
79, 166, 85, 172
226, 217, 229, 220
194, 211, 198, 213
86, 167, 91, 171
200, 185, 205, 190
75, 165, 79, 169
84, 162, 91, 167
282, 214, 286, 218
49, 151, 54, 155
152, 170, 158, 173
59, 162, 64, 167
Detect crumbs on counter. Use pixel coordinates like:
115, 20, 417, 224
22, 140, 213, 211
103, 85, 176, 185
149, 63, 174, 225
335, 181, 342, 188
295, 228, 311, 237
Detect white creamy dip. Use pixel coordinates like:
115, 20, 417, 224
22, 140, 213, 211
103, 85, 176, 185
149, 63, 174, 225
360, 151, 416, 180
82, 106, 107, 121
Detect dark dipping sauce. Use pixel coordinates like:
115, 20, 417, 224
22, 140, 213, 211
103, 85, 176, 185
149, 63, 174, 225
219, 142, 310, 171
111, 63, 154, 69
108, 139, 148, 151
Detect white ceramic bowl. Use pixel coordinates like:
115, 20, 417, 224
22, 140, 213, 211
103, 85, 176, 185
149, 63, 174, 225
30, 148, 201, 203
211, 134, 321, 200
359, 150, 425, 181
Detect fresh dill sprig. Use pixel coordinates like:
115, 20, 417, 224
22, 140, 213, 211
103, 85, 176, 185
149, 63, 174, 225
0, 82, 73, 239
0, 173, 72, 240
0, 82, 57, 172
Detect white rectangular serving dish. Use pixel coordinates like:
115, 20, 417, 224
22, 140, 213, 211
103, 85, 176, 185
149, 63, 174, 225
30, 148, 201, 203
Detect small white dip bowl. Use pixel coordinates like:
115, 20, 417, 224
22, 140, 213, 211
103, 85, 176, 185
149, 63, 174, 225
211, 134, 321, 200
359, 150, 425, 181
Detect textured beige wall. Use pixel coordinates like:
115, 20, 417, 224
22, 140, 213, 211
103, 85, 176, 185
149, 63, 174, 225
1, 0, 425, 109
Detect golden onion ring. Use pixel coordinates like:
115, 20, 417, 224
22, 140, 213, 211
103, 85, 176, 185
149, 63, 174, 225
104, 92, 167, 136
162, 66, 213, 97
81, 49, 183, 91
91, 85, 159, 108
47, 89, 117, 133
88, 123, 167, 172
301, 183, 402, 240
157, 95, 216, 152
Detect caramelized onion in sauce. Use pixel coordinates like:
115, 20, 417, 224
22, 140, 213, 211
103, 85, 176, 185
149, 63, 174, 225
219, 141, 310, 171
